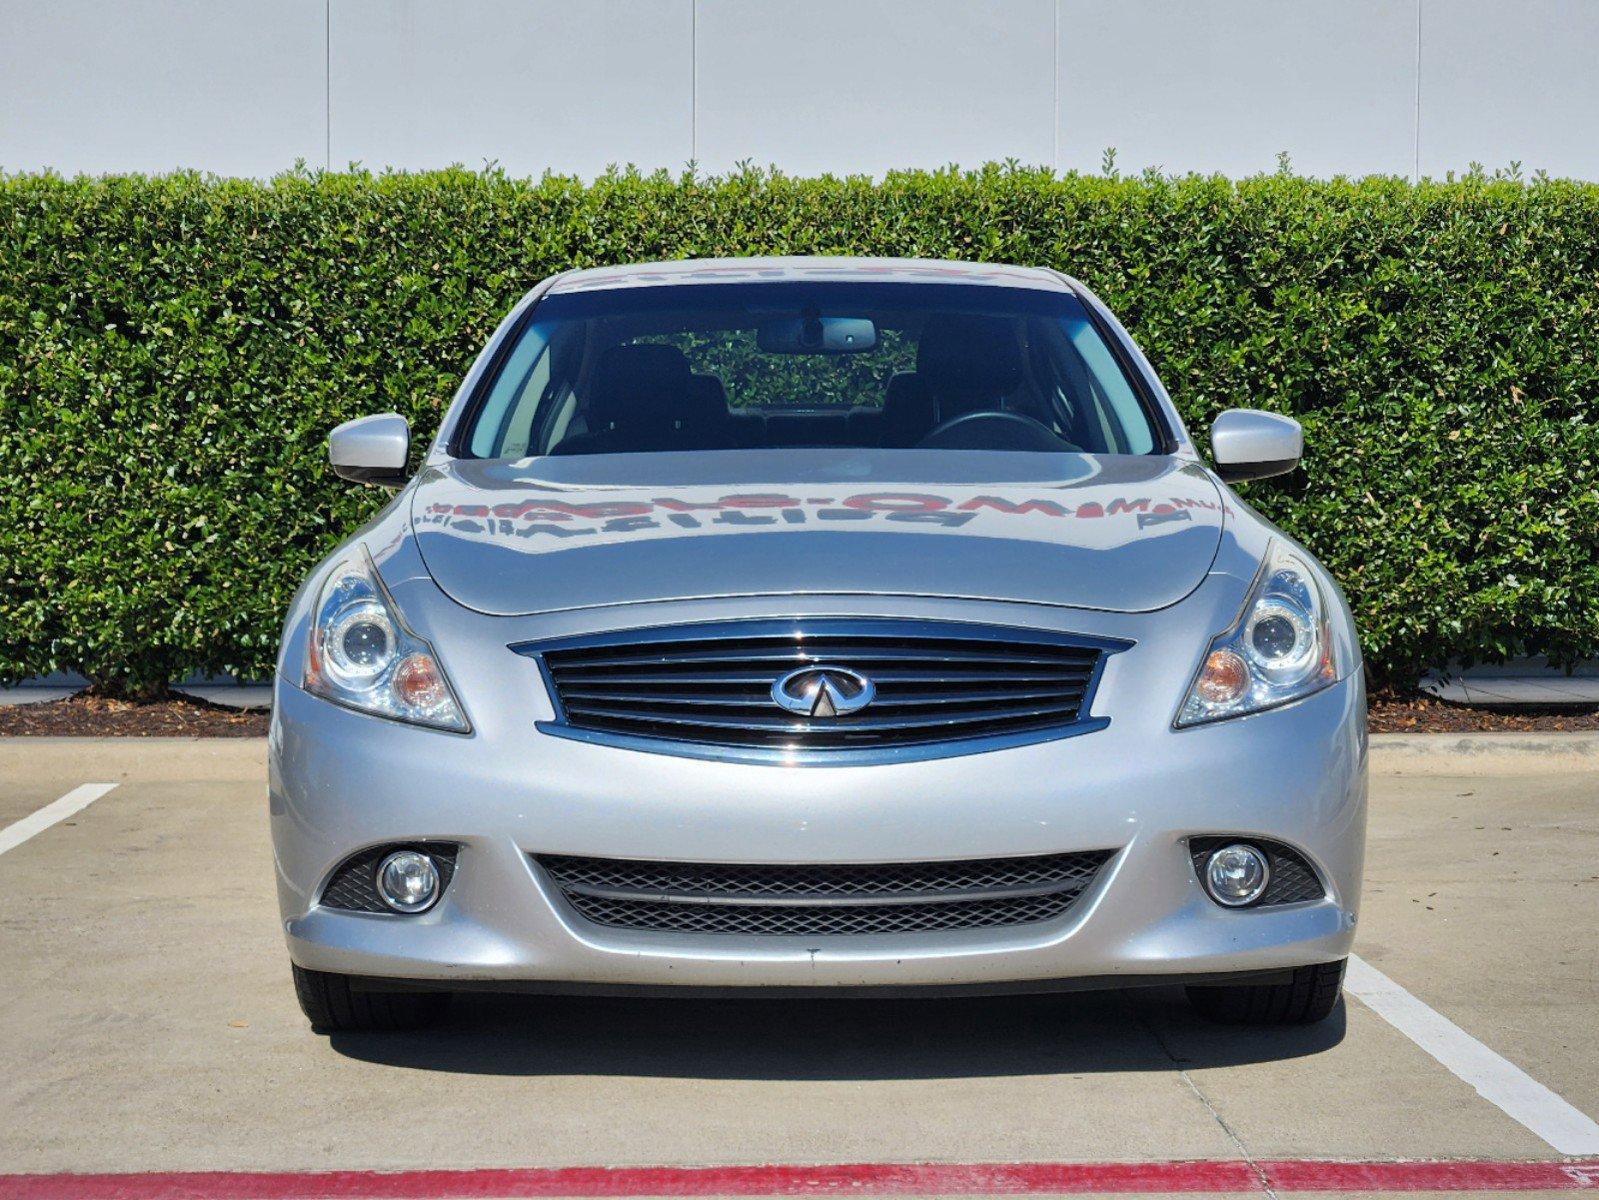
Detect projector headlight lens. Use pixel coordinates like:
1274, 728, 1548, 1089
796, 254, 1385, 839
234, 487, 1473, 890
323, 603, 394, 686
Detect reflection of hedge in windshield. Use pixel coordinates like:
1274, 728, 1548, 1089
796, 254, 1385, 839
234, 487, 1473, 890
633, 329, 916, 408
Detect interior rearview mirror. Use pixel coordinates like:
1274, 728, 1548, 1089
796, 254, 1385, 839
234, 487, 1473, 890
329, 412, 410, 487
1210, 409, 1303, 483
756, 315, 878, 354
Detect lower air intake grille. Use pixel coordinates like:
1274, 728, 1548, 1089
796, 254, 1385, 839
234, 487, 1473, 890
535, 851, 1115, 937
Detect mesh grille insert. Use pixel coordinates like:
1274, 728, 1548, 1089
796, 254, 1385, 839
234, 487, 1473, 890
518, 619, 1115, 758
535, 850, 1115, 937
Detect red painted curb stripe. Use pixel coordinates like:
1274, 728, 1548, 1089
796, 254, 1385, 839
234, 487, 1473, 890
1, 1160, 1597, 1199
1265, 1159, 1599, 1191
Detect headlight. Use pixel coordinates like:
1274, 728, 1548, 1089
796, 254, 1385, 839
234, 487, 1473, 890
1177, 541, 1338, 726
303, 546, 469, 732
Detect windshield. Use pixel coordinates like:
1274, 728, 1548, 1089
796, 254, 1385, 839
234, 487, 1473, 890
461, 282, 1162, 459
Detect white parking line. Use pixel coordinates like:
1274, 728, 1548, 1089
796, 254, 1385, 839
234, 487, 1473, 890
1347, 953, 1599, 1154
0, 783, 119, 857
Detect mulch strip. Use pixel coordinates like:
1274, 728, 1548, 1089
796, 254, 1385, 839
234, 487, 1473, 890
0, 693, 269, 737
2, 688, 1597, 737
1367, 692, 1599, 733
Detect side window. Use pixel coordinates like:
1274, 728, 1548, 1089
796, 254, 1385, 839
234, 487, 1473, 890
468, 326, 552, 458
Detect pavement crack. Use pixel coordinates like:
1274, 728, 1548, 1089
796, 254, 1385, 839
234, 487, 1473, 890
1128, 993, 1278, 1199
1175, 1067, 1277, 1198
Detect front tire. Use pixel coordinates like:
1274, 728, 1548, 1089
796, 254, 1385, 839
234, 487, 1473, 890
291, 964, 450, 1032
1186, 959, 1345, 1025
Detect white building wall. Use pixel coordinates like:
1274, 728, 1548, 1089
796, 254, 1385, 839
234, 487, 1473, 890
1417, 0, 1599, 180
1056, 0, 1419, 179
0, 0, 327, 176
327, 1, 694, 174
2, 0, 1597, 181
693, 0, 1056, 178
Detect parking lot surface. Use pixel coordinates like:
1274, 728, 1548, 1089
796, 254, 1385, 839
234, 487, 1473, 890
0, 737, 1595, 1198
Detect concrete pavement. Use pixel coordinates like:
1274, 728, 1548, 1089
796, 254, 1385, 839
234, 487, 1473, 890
0, 737, 1595, 1193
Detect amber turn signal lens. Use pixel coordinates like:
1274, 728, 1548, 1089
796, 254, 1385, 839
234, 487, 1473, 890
1196, 648, 1249, 705
392, 652, 447, 710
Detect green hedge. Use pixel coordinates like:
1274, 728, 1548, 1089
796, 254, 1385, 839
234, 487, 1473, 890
2, 166, 1597, 695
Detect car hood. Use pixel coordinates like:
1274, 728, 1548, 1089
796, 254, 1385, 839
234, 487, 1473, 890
408, 450, 1227, 616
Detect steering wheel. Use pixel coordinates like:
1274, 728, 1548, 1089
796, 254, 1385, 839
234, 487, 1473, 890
915, 410, 1080, 453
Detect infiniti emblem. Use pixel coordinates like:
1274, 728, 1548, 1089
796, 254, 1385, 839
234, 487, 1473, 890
770, 666, 876, 719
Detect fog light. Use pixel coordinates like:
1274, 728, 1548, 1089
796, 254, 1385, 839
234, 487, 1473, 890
1203, 843, 1270, 907
375, 850, 441, 913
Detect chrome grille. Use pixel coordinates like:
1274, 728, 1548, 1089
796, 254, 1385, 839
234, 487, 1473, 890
536, 851, 1115, 936
517, 619, 1120, 762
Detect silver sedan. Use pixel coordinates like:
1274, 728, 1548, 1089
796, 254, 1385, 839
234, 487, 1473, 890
271, 257, 1365, 1033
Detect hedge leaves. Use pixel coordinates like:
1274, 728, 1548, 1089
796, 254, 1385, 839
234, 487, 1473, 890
1, 166, 1595, 693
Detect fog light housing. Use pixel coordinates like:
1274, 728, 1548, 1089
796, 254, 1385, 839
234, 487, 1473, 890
375, 850, 441, 913
1203, 843, 1270, 907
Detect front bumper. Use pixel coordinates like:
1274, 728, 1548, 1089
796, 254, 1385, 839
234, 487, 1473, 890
270, 633, 1366, 991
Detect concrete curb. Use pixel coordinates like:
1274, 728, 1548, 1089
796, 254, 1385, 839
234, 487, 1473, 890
0, 687, 79, 708
1371, 731, 1599, 775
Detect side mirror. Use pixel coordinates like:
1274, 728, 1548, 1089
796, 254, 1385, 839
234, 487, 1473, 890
1210, 409, 1303, 483
329, 413, 410, 487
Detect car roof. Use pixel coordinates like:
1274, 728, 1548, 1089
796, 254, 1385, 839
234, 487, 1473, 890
546, 256, 1071, 295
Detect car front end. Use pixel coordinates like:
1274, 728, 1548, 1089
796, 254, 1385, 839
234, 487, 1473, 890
270, 258, 1366, 1030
